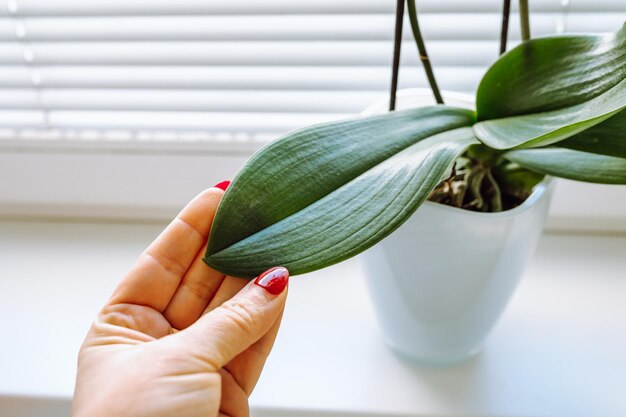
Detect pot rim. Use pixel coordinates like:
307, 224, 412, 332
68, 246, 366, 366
362, 87, 553, 218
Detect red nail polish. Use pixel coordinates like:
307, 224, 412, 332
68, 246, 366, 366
214, 180, 230, 191
254, 267, 289, 295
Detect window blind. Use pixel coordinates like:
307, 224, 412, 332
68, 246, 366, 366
0, 0, 624, 150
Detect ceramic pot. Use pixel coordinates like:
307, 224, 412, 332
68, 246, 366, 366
360, 89, 554, 365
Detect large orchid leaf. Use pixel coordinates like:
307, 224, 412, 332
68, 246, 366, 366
505, 148, 626, 184
559, 109, 626, 159
476, 24, 626, 121
473, 78, 626, 150
204, 107, 476, 278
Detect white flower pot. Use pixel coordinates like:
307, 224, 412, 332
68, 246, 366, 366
360, 89, 554, 365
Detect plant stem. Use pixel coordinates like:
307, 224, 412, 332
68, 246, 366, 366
406, 0, 444, 104
519, 0, 531, 42
499, 0, 511, 54
389, 0, 405, 111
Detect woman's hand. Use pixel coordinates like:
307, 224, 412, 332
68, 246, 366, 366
73, 183, 289, 417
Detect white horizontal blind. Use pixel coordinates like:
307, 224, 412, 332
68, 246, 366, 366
0, 0, 624, 150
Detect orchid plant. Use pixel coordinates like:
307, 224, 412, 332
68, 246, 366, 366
203, 1, 626, 278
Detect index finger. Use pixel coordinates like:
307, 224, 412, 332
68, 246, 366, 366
108, 186, 224, 311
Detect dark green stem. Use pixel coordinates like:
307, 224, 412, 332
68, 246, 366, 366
499, 0, 511, 54
406, 0, 444, 104
519, 0, 531, 42
389, 0, 405, 111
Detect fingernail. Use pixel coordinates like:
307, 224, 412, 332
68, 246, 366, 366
254, 267, 289, 295
214, 180, 230, 191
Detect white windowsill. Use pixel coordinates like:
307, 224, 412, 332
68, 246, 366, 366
1, 219, 625, 417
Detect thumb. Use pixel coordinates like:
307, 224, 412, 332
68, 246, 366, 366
176, 267, 289, 370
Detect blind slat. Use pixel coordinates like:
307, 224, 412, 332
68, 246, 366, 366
0, 41, 507, 66
0, 67, 31, 86
0, 0, 571, 16
40, 110, 348, 132
0, 110, 44, 126
0, 89, 38, 108
0, 89, 385, 113
0, 14, 563, 41
565, 14, 626, 32
0, 66, 485, 91
567, 0, 626, 12
0, 44, 25, 62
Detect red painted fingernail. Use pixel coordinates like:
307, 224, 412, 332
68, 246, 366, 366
254, 267, 289, 295
214, 180, 230, 191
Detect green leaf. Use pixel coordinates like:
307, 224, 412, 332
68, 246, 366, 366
204, 116, 476, 278
205, 106, 474, 255
559, 109, 626, 159
473, 78, 626, 150
505, 148, 626, 184
476, 24, 626, 120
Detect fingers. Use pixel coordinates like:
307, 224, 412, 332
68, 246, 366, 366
108, 187, 224, 311
175, 267, 289, 371
162, 241, 226, 330
163, 265, 249, 330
